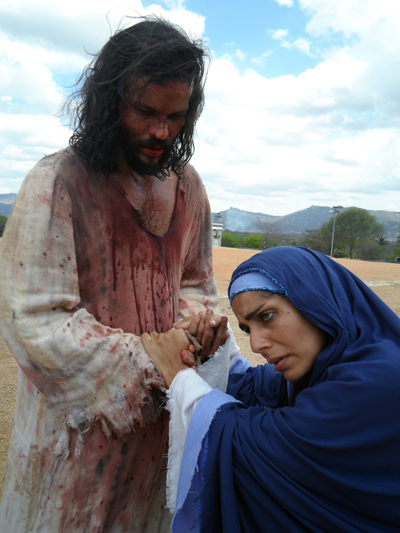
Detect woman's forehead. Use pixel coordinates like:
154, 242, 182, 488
232, 290, 279, 315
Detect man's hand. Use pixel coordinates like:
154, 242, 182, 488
141, 328, 191, 388
175, 310, 229, 364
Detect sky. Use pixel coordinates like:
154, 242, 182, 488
1, 0, 400, 216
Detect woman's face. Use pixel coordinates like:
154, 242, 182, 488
232, 291, 328, 382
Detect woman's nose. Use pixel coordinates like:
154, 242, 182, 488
250, 329, 272, 355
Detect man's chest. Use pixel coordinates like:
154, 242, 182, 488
130, 189, 175, 236
113, 173, 178, 237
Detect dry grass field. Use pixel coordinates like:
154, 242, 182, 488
1, 247, 399, 496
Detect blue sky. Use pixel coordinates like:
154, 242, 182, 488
1, 0, 400, 218
182, 0, 321, 76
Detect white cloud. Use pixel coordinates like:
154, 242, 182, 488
271, 29, 289, 41
270, 29, 312, 56
273, 0, 294, 7
1, 0, 400, 220
292, 38, 311, 55
0, 1, 205, 57
159, 0, 186, 9
0, 113, 71, 192
192, 26, 400, 215
301, 0, 400, 43
0, 0, 206, 193
145, 5, 205, 38
0, 35, 86, 114
251, 51, 273, 65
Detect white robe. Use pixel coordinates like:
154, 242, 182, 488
0, 148, 218, 532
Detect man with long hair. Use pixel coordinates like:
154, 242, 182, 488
0, 18, 218, 532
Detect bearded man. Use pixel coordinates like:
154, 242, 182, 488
0, 18, 219, 532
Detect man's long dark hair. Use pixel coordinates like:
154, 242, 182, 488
66, 17, 209, 178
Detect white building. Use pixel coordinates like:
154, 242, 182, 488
212, 223, 223, 247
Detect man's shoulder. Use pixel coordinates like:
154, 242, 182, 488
179, 163, 206, 194
175, 163, 210, 216
16, 147, 93, 208
181, 162, 201, 182
23, 147, 92, 192
34, 146, 86, 173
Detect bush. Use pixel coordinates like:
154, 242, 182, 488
221, 231, 242, 248
243, 234, 264, 249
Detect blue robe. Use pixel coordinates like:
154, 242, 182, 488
173, 247, 400, 532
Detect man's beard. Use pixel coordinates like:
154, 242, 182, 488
120, 129, 173, 176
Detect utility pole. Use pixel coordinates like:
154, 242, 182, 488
330, 205, 342, 258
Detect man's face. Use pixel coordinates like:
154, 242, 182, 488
120, 79, 193, 175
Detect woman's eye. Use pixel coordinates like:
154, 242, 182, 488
239, 324, 250, 335
262, 312, 274, 323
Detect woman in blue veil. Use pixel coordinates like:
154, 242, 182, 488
143, 246, 400, 532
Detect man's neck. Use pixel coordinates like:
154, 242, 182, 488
111, 163, 178, 237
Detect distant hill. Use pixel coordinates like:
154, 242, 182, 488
213, 207, 282, 232
2, 195, 399, 240
0, 193, 16, 216
213, 206, 400, 240
0, 193, 17, 204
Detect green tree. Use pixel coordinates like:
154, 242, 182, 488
221, 231, 242, 248
357, 240, 380, 261
304, 227, 331, 254
393, 234, 400, 257
243, 234, 264, 249
333, 208, 384, 259
0, 215, 7, 237
377, 235, 388, 261
265, 238, 279, 248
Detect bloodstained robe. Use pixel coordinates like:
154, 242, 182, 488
0, 147, 218, 532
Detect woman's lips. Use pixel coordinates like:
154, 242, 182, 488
272, 355, 289, 372
141, 147, 163, 157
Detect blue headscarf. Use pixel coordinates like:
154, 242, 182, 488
228, 246, 400, 388
200, 247, 400, 532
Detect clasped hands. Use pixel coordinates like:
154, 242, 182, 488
142, 310, 229, 387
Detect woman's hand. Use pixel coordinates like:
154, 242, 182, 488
175, 310, 229, 364
141, 328, 191, 388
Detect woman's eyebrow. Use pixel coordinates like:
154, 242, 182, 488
245, 303, 265, 321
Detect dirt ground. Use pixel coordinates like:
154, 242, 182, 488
1, 247, 399, 496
